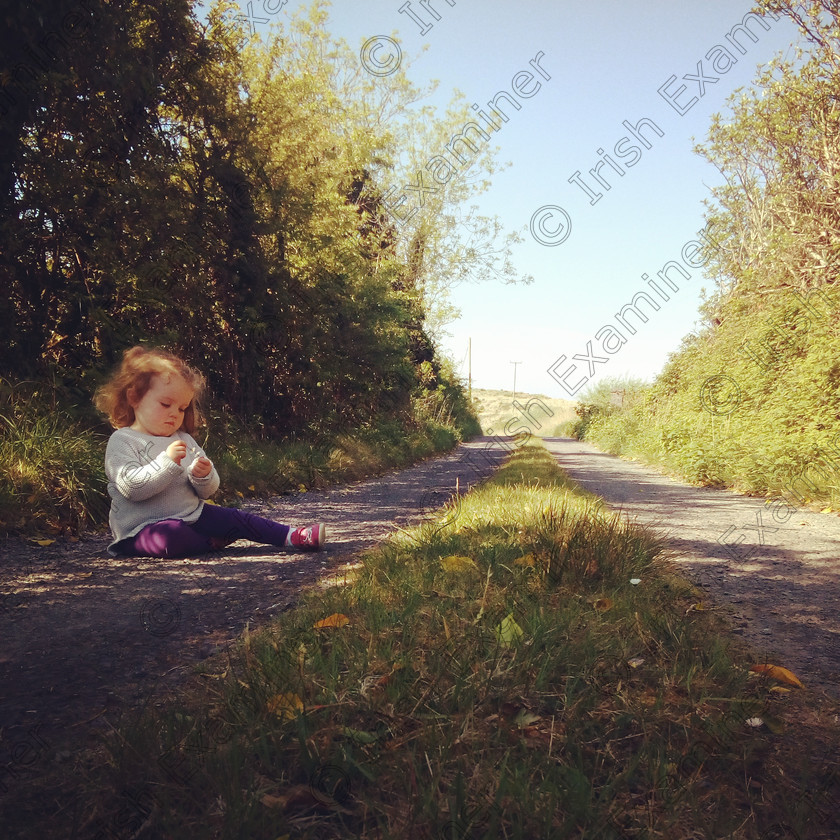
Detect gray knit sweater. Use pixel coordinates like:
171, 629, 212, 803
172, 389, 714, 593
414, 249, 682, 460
104, 427, 220, 555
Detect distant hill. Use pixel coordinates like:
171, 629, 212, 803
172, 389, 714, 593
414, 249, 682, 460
470, 389, 577, 438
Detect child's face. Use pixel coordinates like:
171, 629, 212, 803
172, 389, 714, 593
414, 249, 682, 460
130, 373, 194, 437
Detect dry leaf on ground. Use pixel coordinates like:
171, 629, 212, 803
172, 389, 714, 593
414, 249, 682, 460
267, 692, 304, 719
749, 664, 805, 688
314, 613, 350, 628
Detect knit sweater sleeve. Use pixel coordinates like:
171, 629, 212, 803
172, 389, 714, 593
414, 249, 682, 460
182, 433, 220, 499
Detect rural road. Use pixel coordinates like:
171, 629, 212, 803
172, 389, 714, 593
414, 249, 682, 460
2, 432, 839, 836
543, 437, 840, 699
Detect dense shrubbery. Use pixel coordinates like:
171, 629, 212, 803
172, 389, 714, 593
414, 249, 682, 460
0, 0, 510, 533
585, 287, 840, 504
561, 378, 648, 442
1, 1, 518, 438
580, 2, 840, 507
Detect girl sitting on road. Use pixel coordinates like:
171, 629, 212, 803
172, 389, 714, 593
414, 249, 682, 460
94, 345, 325, 558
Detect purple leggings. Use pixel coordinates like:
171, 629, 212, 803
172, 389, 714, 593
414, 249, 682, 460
123, 504, 291, 558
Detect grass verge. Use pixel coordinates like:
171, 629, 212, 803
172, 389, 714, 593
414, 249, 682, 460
82, 444, 840, 839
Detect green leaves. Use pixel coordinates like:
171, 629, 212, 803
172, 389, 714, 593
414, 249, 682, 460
495, 613, 524, 648
581, 7, 840, 508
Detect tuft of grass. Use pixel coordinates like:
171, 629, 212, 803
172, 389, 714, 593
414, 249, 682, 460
80, 444, 840, 839
0, 379, 109, 534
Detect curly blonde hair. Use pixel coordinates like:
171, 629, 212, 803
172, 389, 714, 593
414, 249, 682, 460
94, 346, 207, 433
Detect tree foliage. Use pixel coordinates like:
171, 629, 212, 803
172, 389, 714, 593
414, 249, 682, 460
0, 0, 515, 437
581, 2, 840, 504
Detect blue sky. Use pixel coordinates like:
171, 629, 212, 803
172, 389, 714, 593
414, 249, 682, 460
226, 0, 801, 397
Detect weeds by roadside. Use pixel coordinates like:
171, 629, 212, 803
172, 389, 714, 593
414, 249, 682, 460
74, 443, 840, 839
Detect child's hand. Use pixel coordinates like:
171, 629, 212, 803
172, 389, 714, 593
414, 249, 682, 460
166, 440, 187, 464
190, 456, 213, 478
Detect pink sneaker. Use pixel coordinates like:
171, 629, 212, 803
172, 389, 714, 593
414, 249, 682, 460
287, 523, 325, 550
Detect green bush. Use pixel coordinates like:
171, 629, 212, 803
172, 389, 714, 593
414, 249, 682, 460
580, 288, 840, 506
0, 380, 109, 533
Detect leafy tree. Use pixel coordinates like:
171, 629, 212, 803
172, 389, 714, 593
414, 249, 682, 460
0, 0, 503, 441
580, 3, 840, 504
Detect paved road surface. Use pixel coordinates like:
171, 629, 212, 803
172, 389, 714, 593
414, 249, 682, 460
543, 437, 840, 698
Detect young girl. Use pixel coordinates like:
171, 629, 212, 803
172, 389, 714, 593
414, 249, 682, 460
94, 346, 325, 558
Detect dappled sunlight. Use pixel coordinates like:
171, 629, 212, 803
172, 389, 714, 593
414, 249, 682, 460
0, 439, 509, 751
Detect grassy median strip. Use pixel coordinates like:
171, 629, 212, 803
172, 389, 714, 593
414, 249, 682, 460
91, 443, 839, 839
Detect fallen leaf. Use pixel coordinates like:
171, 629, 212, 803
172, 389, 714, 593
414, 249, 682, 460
342, 727, 378, 744
248, 484, 256, 491
514, 709, 541, 728
267, 692, 304, 719
749, 664, 805, 689
593, 597, 613, 612
440, 554, 477, 572
30, 539, 55, 547
627, 657, 645, 669
314, 613, 350, 629
495, 613, 524, 647
260, 785, 318, 812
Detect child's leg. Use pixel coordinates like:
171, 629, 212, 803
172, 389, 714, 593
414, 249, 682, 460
192, 504, 291, 548
128, 519, 214, 558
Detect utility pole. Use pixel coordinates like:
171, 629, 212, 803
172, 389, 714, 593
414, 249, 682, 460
510, 361, 522, 401
468, 337, 472, 402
